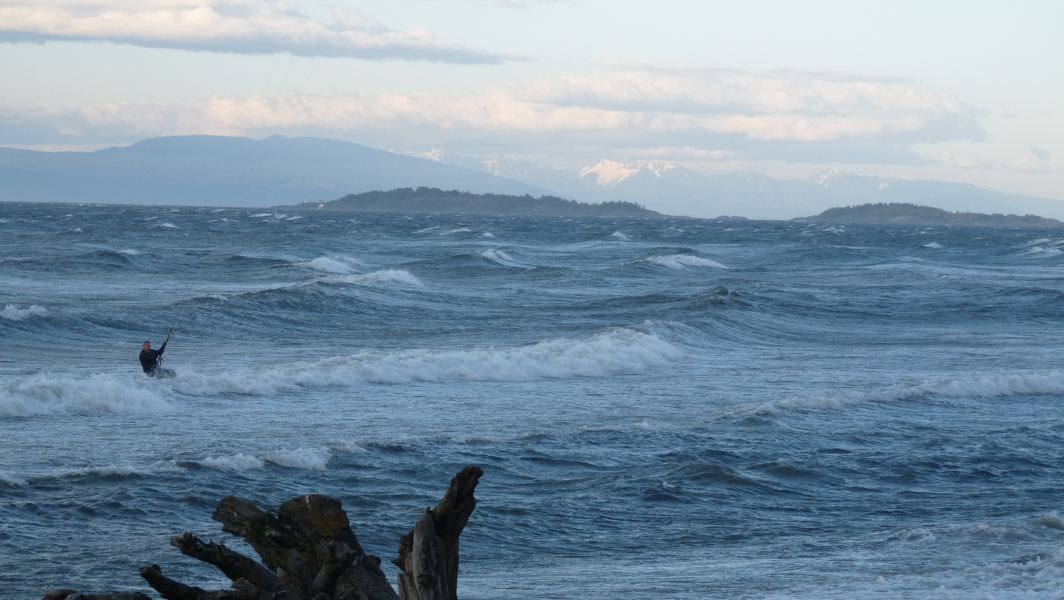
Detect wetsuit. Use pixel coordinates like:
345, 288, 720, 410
139, 340, 167, 375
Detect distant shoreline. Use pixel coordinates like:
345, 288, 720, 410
295, 187, 663, 218
800, 202, 1064, 229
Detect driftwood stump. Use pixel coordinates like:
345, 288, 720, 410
44, 466, 483, 600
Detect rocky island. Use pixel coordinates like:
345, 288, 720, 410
296, 187, 661, 217
803, 202, 1064, 228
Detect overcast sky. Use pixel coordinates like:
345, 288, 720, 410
1, 0, 1061, 199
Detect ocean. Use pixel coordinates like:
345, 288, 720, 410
1, 202, 1063, 599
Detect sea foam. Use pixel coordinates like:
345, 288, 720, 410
0, 304, 48, 321
0, 374, 173, 417
170, 328, 680, 396
749, 370, 1064, 415
647, 254, 728, 270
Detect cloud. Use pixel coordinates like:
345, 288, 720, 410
0, 0, 508, 63
0, 67, 987, 166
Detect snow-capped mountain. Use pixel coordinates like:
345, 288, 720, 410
451, 156, 1064, 219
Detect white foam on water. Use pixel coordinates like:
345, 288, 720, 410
481, 248, 534, 269
481, 232, 496, 238
285, 215, 302, 221
439, 227, 472, 236
760, 548, 1064, 599
325, 269, 424, 287
68, 227, 82, 233
304, 255, 364, 274
171, 327, 681, 396
1021, 246, 1063, 258
923, 241, 944, 248
0, 304, 48, 321
610, 231, 631, 241
414, 225, 441, 234
0, 470, 26, 486
0, 373, 174, 417
250, 212, 272, 218
747, 370, 1064, 415
267, 447, 332, 470
647, 254, 728, 270
197, 453, 265, 471
118, 248, 141, 255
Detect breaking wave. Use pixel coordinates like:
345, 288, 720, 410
0, 374, 173, 417
170, 327, 680, 396
481, 248, 535, 269
303, 254, 364, 274
0, 304, 48, 321
647, 254, 728, 270
745, 370, 1064, 415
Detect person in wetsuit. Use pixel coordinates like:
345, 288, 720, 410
139, 338, 168, 376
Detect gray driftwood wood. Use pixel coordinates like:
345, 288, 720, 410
44, 466, 483, 600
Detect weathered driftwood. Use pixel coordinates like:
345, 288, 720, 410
44, 466, 483, 600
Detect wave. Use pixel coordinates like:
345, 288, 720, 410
745, 370, 1064, 415
303, 254, 364, 274
0, 374, 173, 418
193, 448, 330, 471
170, 327, 680, 396
647, 254, 728, 270
923, 242, 943, 249
0, 470, 26, 487
0, 304, 48, 321
323, 269, 424, 287
481, 248, 535, 269
610, 231, 631, 241
1021, 246, 1063, 258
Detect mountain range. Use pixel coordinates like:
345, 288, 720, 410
2, 135, 1062, 220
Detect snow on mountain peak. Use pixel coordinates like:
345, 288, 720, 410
579, 160, 680, 187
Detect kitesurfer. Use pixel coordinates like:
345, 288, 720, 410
139, 331, 171, 377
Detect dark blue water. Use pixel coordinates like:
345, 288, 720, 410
2, 203, 1063, 599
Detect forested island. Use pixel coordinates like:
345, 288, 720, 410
297, 187, 661, 217
804, 202, 1064, 228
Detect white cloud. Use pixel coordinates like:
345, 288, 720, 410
0, 67, 987, 166
0, 0, 507, 62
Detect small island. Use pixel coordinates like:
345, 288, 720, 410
297, 187, 661, 217
803, 202, 1064, 228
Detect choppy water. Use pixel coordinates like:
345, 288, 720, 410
2, 202, 1063, 599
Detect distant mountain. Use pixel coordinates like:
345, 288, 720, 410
0, 136, 546, 207
804, 202, 1064, 228
452, 156, 1064, 220
305, 187, 660, 217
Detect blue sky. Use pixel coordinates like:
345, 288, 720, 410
0, 0, 1061, 199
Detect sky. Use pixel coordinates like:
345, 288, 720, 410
0, 0, 1061, 200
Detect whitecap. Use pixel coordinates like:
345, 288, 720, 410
0, 373, 173, 418
414, 225, 441, 234
0, 304, 48, 321
118, 248, 141, 255
481, 248, 534, 269
1021, 246, 1063, 258
647, 254, 728, 270
304, 255, 364, 275
250, 212, 272, 218
154, 222, 178, 229
923, 242, 943, 249
197, 453, 265, 472
326, 269, 423, 287
439, 227, 472, 236
267, 447, 331, 470
0, 470, 26, 487
170, 327, 680, 396
610, 231, 631, 241
481, 232, 496, 238
745, 370, 1064, 416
